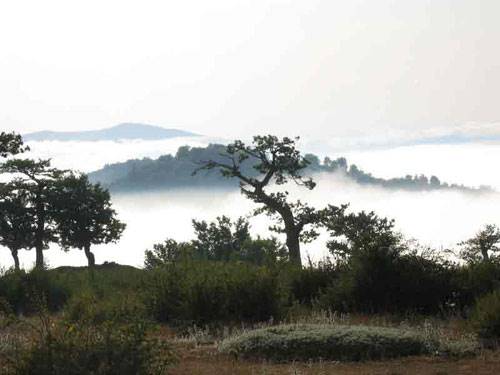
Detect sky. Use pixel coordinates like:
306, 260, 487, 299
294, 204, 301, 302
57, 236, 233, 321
1, 0, 499, 142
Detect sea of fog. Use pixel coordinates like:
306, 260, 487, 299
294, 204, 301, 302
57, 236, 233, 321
2, 138, 500, 269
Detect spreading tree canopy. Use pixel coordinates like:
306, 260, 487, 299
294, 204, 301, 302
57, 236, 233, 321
0, 183, 36, 270
0, 159, 66, 268
195, 135, 323, 266
52, 174, 126, 267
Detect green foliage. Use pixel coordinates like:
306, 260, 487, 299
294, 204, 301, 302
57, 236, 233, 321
0, 132, 28, 158
64, 291, 148, 326
470, 289, 500, 341
0, 158, 68, 268
453, 261, 500, 310
5, 318, 174, 375
0, 184, 36, 269
89, 143, 481, 193
145, 216, 287, 268
52, 173, 126, 266
281, 261, 338, 306
195, 135, 325, 266
145, 261, 282, 325
459, 224, 500, 263
318, 249, 455, 314
0, 269, 70, 315
219, 324, 432, 361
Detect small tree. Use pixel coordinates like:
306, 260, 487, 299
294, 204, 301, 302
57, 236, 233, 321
459, 224, 500, 263
52, 174, 125, 267
321, 205, 403, 261
0, 183, 35, 270
195, 135, 321, 266
0, 159, 65, 268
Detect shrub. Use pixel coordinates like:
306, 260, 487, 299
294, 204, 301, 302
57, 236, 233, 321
219, 324, 432, 361
470, 289, 500, 341
281, 262, 338, 306
0, 269, 70, 315
453, 262, 500, 311
64, 291, 148, 325
4, 318, 174, 375
318, 250, 455, 314
146, 261, 283, 324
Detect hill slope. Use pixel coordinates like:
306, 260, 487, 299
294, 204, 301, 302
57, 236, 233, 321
88, 144, 491, 194
23, 123, 198, 142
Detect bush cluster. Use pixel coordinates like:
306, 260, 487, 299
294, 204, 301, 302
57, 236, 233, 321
470, 289, 500, 342
220, 324, 432, 362
4, 318, 173, 375
145, 261, 282, 325
0, 269, 70, 314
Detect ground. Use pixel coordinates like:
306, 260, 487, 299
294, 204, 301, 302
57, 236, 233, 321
170, 345, 500, 375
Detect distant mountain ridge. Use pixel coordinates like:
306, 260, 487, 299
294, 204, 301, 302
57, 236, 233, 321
23, 123, 199, 142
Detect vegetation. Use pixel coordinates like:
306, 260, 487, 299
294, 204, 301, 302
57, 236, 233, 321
88, 143, 489, 193
1, 131, 500, 372
459, 224, 500, 263
52, 174, 126, 267
194, 136, 322, 266
0, 132, 125, 270
471, 290, 500, 342
145, 261, 282, 325
145, 216, 286, 268
219, 324, 433, 361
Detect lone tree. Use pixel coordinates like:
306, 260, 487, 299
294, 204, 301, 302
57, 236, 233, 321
0, 183, 35, 270
459, 224, 500, 263
0, 159, 66, 268
52, 174, 126, 267
195, 135, 322, 266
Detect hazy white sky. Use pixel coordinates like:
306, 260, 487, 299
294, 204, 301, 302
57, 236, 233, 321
1, 0, 499, 139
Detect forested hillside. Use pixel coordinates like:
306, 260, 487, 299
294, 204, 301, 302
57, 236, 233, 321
89, 143, 490, 193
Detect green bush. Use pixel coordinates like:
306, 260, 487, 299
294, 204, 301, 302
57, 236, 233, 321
453, 262, 500, 311
64, 291, 148, 325
470, 289, 500, 341
280, 262, 338, 306
219, 324, 432, 361
146, 261, 283, 324
4, 318, 174, 375
0, 269, 70, 314
318, 250, 455, 314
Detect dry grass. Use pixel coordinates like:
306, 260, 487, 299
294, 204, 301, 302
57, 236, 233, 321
0, 312, 493, 374
170, 344, 500, 375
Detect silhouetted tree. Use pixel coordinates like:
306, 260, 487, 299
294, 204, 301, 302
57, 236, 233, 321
52, 174, 125, 267
195, 135, 321, 266
0, 183, 35, 270
0, 159, 66, 268
459, 224, 500, 263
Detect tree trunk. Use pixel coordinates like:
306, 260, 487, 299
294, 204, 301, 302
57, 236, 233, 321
35, 192, 45, 269
84, 244, 95, 268
35, 245, 44, 268
481, 247, 490, 262
285, 230, 302, 267
11, 249, 20, 271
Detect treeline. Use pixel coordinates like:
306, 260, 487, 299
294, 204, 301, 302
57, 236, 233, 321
88, 143, 490, 193
0, 132, 125, 269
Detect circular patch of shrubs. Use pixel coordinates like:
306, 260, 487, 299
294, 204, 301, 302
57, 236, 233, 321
219, 324, 432, 362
